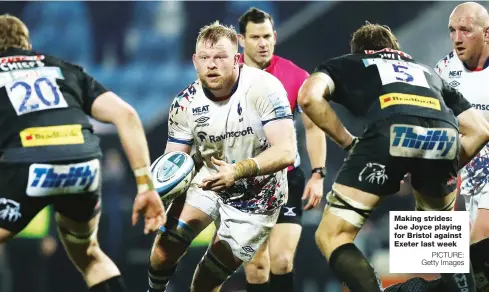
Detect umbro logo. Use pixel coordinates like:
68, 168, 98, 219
195, 116, 210, 128
448, 80, 460, 88
242, 246, 255, 253
195, 116, 210, 123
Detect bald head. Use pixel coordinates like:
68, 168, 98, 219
450, 2, 489, 27
448, 2, 489, 68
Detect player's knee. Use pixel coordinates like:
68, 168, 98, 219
150, 218, 196, 269
314, 221, 346, 254
270, 252, 294, 274
314, 189, 371, 248
245, 260, 270, 283
57, 223, 101, 270
471, 209, 489, 242
315, 227, 329, 252
325, 188, 372, 230
0, 229, 14, 244
245, 240, 270, 283
196, 249, 236, 286
472, 226, 489, 243
150, 234, 188, 270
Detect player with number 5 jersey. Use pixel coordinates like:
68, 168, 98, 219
298, 23, 489, 292
0, 14, 166, 292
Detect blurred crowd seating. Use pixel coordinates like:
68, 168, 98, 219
21, 1, 278, 126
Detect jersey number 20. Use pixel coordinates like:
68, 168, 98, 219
7, 77, 68, 116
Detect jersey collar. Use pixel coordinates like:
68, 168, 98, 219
462, 57, 489, 72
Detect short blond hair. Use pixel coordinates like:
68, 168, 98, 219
0, 14, 30, 52
196, 20, 238, 51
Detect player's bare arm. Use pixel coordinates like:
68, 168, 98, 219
253, 118, 297, 174
441, 77, 489, 169
298, 72, 354, 149
164, 142, 192, 155
92, 92, 152, 170
301, 112, 326, 210
201, 118, 296, 192
91, 91, 166, 233
457, 108, 489, 168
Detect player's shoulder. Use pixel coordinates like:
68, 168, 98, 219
0, 48, 85, 74
319, 53, 354, 67
241, 65, 286, 105
313, 53, 353, 75
243, 64, 276, 80
243, 65, 284, 89
434, 50, 460, 74
170, 80, 203, 114
33, 50, 86, 73
274, 55, 309, 77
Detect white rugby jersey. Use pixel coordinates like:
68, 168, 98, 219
167, 64, 293, 213
435, 51, 489, 197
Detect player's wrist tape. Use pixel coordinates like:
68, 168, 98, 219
233, 158, 260, 180
134, 166, 155, 193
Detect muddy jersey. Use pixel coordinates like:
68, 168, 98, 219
167, 64, 293, 214
314, 48, 471, 130
436, 51, 489, 197
0, 48, 106, 163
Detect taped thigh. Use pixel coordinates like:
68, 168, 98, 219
56, 220, 98, 244
325, 187, 373, 228
198, 248, 236, 283
159, 217, 197, 246
415, 195, 456, 211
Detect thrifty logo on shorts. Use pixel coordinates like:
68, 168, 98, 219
379, 93, 441, 111
20, 124, 84, 147
389, 124, 457, 160
26, 160, 100, 197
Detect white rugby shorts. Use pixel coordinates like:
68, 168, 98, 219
462, 189, 489, 225
183, 173, 279, 262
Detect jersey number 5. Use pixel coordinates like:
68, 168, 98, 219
7, 77, 68, 116
366, 59, 431, 89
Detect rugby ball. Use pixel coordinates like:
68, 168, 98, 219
150, 151, 195, 203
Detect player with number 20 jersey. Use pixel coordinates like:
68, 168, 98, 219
0, 14, 166, 292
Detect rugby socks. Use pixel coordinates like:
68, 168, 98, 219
89, 276, 125, 292
270, 271, 294, 292
440, 269, 476, 292
384, 277, 446, 292
329, 243, 383, 292
470, 238, 489, 290
246, 281, 270, 292
148, 265, 177, 292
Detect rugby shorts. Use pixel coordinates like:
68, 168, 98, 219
0, 158, 102, 233
335, 116, 459, 197
277, 167, 305, 225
